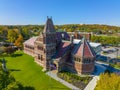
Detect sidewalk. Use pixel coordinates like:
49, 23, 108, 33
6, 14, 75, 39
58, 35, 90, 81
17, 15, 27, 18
46, 71, 80, 90
46, 62, 107, 90
84, 76, 99, 90
84, 62, 107, 90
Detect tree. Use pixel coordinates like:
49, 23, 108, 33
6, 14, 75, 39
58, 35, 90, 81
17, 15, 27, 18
7, 30, 19, 43
95, 73, 120, 90
21, 28, 31, 39
0, 64, 21, 90
0, 46, 6, 54
14, 35, 23, 48
0, 61, 34, 90
4, 82, 20, 90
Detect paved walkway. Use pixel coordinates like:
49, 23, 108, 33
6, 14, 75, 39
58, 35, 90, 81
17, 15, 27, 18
46, 62, 107, 90
84, 76, 99, 90
46, 71, 80, 90
84, 62, 107, 90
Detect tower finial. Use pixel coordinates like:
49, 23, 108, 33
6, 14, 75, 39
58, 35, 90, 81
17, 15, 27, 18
51, 16, 52, 19
47, 16, 49, 19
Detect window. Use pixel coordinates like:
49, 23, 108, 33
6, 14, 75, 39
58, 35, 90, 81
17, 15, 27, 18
38, 54, 40, 60
74, 56, 81, 62
44, 49, 46, 53
38, 54, 43, 61
79, 58, 81, 62
37, 45, 43, 51
83, 58, 91, 64
41, 55, 43, 61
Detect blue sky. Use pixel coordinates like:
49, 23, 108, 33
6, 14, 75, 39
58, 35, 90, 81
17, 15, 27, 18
0, 0, 120, 25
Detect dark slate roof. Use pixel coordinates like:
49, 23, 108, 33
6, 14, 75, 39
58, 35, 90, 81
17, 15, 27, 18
23, 36, 38, 46
54, 41, 71, 59
43, 18, 55, 33
72, 37, 96, 57
56, 32, 70, 41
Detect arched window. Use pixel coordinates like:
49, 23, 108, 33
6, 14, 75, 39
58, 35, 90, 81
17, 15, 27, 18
79, 58, 81, 62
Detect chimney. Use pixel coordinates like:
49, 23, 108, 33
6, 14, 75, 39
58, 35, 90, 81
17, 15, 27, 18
61, 33, 65, 39
70, 35, 74, 45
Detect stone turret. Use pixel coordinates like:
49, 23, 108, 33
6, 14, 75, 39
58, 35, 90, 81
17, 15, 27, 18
42, 17, 56, 70
72, 37, 96, 74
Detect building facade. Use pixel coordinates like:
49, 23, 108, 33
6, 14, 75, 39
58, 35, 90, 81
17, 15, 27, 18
68, 30, 91, 41
23, 18, 96, 74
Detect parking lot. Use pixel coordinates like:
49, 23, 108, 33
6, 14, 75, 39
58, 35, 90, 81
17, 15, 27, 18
102, 47, 120, 58
96, 46, 120, 63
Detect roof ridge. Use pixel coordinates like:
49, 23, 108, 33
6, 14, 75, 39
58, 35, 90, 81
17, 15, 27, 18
85, 40, 94, 57
72, 37, 96, 57
87, 42, 96, 56
82, 38, 85, 57
72, 40, 81, 55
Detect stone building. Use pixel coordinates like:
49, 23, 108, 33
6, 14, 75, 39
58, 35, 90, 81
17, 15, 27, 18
23, 18, 96, 74
68, 30, 91, 41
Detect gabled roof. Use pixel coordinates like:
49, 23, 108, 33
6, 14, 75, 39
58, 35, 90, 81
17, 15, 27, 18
72, 37, 96, 57
43, 18, 55, 33
23, 36, 38, 46
54, 41, 71, 59
56, 32, 70, 41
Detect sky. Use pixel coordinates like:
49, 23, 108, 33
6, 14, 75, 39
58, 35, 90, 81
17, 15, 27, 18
0, 0, 120, 26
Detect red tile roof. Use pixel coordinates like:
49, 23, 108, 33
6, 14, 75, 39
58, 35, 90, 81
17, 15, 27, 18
55, 41, 71, 58
73, 38, 96, 57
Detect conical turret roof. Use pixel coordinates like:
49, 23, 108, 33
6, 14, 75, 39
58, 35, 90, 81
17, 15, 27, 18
73, 37, 96, 57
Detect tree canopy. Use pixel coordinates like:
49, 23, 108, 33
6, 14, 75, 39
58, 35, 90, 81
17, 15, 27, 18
95, 73, 120, 90
14, 35, 23, 47
0, 24, 119, 47
91, 35, 120, 46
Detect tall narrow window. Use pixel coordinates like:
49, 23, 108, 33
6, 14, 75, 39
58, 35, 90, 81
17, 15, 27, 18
38, 54, 40, 60
41, 55, 43, 61
79, 58, 81, 62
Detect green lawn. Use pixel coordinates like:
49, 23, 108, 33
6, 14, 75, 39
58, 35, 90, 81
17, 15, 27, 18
3, 51, 70, 90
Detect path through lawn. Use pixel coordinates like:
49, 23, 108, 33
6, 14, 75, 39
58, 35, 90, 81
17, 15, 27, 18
5, 51, 70, 90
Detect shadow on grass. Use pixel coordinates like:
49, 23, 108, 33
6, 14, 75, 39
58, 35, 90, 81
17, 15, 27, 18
9, 69, 21, 72
0, 53, 23, 58
50, 86, 69, 90
11, 53, 23, 57
24, 86, 35, 90
18, 84, 35, 90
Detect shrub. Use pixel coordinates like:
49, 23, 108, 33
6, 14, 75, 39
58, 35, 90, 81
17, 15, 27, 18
57, 71, 92, 89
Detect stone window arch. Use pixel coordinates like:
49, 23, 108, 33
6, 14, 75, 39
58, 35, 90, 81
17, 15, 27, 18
79, 58, 81, 62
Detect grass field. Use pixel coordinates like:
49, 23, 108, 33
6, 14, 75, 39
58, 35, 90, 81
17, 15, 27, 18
3, 51, 70, 90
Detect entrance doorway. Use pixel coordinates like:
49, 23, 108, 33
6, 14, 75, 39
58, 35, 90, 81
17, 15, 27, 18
50, 63, 57, 70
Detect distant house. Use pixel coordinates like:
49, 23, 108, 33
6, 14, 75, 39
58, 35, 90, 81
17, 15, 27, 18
23, 18, 96, 75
